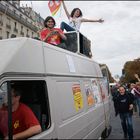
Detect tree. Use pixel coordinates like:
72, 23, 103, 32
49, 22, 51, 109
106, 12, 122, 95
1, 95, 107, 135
120, 58, 140, 84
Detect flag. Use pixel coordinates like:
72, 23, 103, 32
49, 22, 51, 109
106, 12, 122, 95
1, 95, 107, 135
48, 0, 62, 16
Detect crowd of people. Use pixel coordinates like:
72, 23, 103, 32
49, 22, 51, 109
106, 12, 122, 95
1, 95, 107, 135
111, 75, 140, 140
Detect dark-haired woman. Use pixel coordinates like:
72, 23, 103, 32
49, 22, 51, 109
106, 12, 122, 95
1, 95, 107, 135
60, 0, 104, 32
40, 16, 67, 46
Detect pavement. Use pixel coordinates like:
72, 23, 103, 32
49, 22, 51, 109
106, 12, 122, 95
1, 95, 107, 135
107, 101, 140, 139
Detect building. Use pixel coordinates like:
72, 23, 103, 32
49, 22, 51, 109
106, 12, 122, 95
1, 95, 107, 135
0, 0, 44, 40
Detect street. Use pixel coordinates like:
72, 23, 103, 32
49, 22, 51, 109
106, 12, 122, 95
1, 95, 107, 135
107, 101, 140, 139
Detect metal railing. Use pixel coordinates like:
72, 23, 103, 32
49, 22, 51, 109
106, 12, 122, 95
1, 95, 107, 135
13, 27, 18, 33
26, 34, 30, 37
6, 24, 11, 29
64, 31, 92, 58
0, 20, 3, 26
20, 31, 24, 36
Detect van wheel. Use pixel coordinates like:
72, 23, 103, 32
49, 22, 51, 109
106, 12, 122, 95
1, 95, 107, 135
101, 126, 112, 139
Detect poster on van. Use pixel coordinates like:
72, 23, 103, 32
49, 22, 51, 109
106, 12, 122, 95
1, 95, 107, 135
85, 84, 95, 106
99, 78, 108, 101
91, 79, 102, 104
72, 84, 83, 111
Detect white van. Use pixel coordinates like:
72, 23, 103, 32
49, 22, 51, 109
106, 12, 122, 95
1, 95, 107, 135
0, 35, 111, 139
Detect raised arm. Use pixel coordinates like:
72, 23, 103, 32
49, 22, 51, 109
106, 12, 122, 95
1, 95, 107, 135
134, 74, 140, 82
81, 18, 104, 23
62, 0, 70, 19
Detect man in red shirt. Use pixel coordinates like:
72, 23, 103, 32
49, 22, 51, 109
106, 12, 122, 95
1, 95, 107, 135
40, 16, 67, 46
8, 87, 41, 139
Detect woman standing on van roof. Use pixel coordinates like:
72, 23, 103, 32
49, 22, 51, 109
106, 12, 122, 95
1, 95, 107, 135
60, 0, 104, 32
40, 16, 67, 46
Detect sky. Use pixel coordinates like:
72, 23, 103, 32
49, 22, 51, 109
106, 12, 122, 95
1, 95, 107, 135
21, 1, 140, 78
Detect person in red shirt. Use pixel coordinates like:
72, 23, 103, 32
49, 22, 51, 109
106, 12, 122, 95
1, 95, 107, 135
40, 16, 67, 46
7, 86, 41, 139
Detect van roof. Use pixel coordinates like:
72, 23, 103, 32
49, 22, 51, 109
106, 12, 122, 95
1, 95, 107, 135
0, 37, 103, 78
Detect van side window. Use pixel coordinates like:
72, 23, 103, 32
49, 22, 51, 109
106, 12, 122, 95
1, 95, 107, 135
0, 80, 50, 139
11, 80, 50, 131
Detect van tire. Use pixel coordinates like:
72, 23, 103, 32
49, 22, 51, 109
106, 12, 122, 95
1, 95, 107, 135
101, 125, 112, 139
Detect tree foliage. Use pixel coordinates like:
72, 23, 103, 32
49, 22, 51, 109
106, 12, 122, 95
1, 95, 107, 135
120, 58, 140, 84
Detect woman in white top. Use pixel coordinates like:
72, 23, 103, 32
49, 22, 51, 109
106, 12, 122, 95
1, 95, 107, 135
60, 0, 104, 32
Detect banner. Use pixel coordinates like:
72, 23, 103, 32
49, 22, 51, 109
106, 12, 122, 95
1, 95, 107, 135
48, 0, 62, 16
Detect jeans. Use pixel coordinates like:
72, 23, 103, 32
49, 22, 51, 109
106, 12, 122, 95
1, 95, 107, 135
119, 113, 133, 139
60, 22, 76, 32
136, 97, 140, 116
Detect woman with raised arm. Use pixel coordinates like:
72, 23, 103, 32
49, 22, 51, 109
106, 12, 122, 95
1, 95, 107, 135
134, 74, 140, 82
60, 0, 104, 32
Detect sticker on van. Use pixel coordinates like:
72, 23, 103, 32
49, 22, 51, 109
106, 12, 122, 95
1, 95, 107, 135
72, 84, 83, 111
85, 84, 95, 106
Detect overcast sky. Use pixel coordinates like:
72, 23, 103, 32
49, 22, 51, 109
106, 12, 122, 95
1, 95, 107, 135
21, 1, 140, 78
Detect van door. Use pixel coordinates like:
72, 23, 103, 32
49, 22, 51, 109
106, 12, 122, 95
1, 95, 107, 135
47, 77, 88, 139
0, 78, 57, 139
82, 78, 106, 139
47, 77, 107, 139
